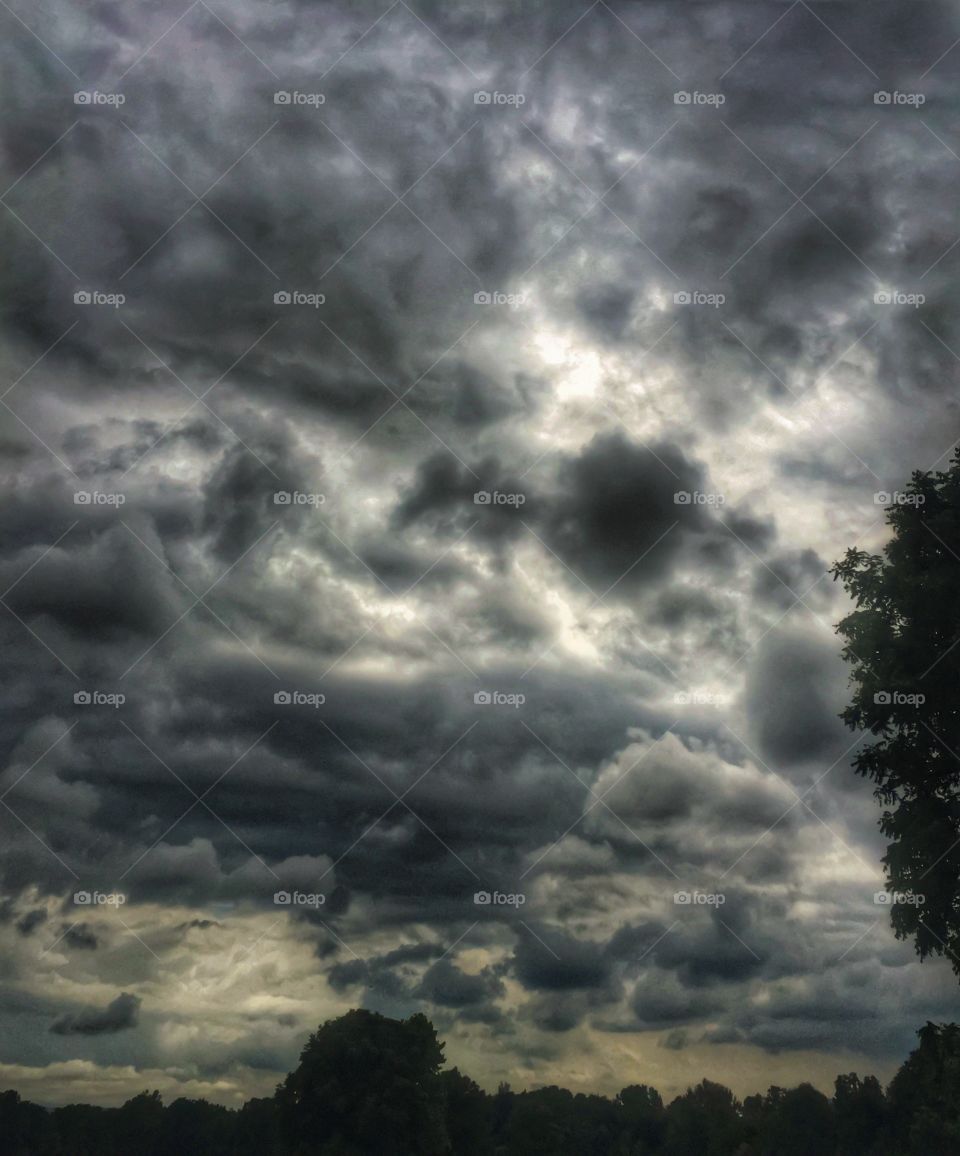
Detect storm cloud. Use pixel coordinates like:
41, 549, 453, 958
50, 993, 141, 1036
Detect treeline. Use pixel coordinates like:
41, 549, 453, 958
2, 1012, 959, 1155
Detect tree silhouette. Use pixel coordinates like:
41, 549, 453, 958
885, 1021, 960, 1153
114, 1090, 165, 1154
503, 1086, 578, 1154
50, 1102, 114, 1156
1, 1012, 959, 1154
276, 1008, 448, 1155
232, 1096, 283, 1156
833, 1072, 886, 1155
153, 1096, 233, 1155
0, 1090, 57, 1155
614, 1084, 665, 1154
438, 1068, 494, 1154
833, 453, 960, 975
662, 1079, 745, 1155
757, 1083, 834, 1155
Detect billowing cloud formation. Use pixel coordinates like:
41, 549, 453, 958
50, 994, 141, 1036
0, 0, 958, 1108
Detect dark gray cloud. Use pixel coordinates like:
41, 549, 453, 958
539, 433, 748, 596
745, 625, 850, 769
513, 926, 617, 994
15, 908, 47, 936
50, 992, 141, 1036
415, 958, 505, 1008
63, 924, 99, 951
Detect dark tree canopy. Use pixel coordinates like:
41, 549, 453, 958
756, 1083, 835, 1156
662, 1080, 745, 1156
276, 1008, 448, 1156
0, 1011, 956, 1154
833, 1072, 886, 1156
833, 452, 960, 976
885, 1022, 960, 1153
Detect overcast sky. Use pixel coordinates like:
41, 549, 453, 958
2, 0, 960, 1109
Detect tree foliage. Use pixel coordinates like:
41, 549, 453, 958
276, 1008, 448, 1156
0, 1012, 957, 1154
833, 453, 960, 974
